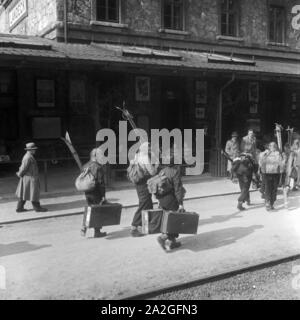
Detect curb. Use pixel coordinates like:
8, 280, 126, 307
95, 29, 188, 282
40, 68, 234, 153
0, 190, 258, 225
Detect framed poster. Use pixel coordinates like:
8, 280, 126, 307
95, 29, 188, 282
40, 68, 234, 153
69, 79, 86, 114
32, 117, 61, 139
249, 103, 258, 114
36, 79, 55, 108
195, 107, 205, 119
195, 81, 207, 104
135, 76, 150, 101
248, 82, 259, 102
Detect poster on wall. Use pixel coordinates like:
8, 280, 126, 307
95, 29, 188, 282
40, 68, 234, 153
195, 107, 205, 119
248, 82, 259, 102
249, 103, 258, 114
32, 117, 61, 139
69, 79, 86, 114
36, 79, 55, 108
195, 81, 207, 104
135, 76, 150, 101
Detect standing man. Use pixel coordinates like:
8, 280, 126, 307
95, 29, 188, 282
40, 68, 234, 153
241, 129, 257, 159
232, 153, 255, 210
225, 132, 240, 178
16, 142, 47, 213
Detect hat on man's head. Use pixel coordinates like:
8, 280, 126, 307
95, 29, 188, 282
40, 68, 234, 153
24, 142, 38, 150
231, 131, 238, 137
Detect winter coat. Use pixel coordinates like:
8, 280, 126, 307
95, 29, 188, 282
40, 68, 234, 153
16, 152, 40, 201
225, 139, 240, 171
260, 151, 285, 174
83, 161, 106, 203
157, 165, 185, 205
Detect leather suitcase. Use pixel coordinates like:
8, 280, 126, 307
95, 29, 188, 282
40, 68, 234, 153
160, 211, 199, 234
141, 209, 164, 234
83, 203, 122, 229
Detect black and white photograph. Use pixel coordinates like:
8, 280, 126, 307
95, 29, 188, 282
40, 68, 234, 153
1, 0, 300, 308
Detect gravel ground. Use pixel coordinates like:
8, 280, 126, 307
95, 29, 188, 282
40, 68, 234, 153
151, 258, 300, 300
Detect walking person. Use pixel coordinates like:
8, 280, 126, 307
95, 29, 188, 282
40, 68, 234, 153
260, 142, 285, 211
225, 132, 240, 179
16, 142, 47, 213
156, 148, 185, 251
130, 142, 158, 237
232, 153, 256, 211
81, 148, 107, 238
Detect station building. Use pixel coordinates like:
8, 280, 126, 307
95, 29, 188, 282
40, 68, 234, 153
0, 0, 300, 175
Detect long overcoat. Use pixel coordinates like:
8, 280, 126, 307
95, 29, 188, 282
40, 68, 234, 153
16, 152, 40, 201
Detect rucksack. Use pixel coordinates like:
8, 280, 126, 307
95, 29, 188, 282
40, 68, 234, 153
127, 159, 146, 184
147, 171, 173, 196
75, 166, 96, 192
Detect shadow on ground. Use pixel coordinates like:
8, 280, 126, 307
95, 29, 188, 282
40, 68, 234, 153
43, 200, 86, 212
105, 227, 133, 240
179, 225, 264, 252
0, 241, 52, 258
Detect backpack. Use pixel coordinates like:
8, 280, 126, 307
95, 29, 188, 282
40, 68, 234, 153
147, 171, 173, 196
75, 166, 96, 192
127, 159, 146, 184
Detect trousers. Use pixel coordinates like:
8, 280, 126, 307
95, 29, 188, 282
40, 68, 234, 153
237, 175, 251, 203
265, 174, 280, 206
131, 181, 153, 228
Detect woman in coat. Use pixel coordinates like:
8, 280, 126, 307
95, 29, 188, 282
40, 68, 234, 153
260, 142, 285, 211
81, 148, 107, 238
16, 142, 47, 213
130, 142, 158, 237
156, 148, 185, 252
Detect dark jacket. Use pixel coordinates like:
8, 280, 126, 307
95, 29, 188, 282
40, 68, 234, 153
232, 155, 255, 177
83, 161, 106, 201
158, 165, 185, 205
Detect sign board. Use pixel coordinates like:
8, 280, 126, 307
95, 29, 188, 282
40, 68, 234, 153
8, 0, 28, 30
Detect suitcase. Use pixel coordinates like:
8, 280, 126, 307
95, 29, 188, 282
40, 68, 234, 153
141, 209, 164, 234
160, 211, 199, 234
83, 203, 122, 229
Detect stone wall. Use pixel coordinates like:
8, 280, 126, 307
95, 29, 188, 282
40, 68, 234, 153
1, 0, 300, 50
0, 0, 57, 36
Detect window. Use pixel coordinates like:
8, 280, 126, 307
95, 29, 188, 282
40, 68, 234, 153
96, 0, 119, 23
220, 0, 239, 37
269, 5, 285, 43
163, 0, 184, 31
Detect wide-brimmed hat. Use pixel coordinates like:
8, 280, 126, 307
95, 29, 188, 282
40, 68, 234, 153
24, 142, 38, 150
231, 131, 238, 137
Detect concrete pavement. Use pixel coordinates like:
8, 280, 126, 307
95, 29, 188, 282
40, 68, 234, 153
0, 190, 300, 300
0, 177, 243, 224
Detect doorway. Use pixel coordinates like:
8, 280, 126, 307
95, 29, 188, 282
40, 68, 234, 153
161, 77, 184, 130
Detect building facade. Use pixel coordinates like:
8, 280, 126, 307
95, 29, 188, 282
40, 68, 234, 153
0, 0, 300, 174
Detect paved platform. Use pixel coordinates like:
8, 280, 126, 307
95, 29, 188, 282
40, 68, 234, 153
0, 177, 242, 224
0, 190, 300, 300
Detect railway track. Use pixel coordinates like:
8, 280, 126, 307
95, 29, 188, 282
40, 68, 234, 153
122, 253, 300, 300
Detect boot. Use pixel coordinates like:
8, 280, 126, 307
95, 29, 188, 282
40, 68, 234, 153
94, 229, 107, 238
157, 235, 167, 251
265, 201, 271, 211
237, 202, 245, 211
16, 200, 27, 213
33, 202, 48, 212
